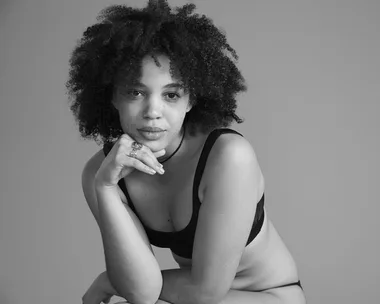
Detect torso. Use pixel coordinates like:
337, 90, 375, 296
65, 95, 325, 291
111, 130, 299, 291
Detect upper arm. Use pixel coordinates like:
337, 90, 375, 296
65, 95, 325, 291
190, 135, 264, 303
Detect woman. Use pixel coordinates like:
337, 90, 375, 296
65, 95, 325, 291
66, 1, 306, 303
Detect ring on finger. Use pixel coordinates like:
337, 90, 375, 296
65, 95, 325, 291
131, 141, 143, 150
129, 141, 143, 158
129, 149, 138, 158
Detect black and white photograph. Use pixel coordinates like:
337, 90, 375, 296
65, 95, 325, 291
0, 1, 378, 303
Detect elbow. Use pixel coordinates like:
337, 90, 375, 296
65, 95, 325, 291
119, 288, 161, 304
106, 260, 163, 304
116, 277, 163, 304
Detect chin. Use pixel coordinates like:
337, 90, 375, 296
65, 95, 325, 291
141, 139, 168, 153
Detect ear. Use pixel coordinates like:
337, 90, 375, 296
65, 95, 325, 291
186, 99, 194, 113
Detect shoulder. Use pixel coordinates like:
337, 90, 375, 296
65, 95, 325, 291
214, 130, 257, 158
201, 130, 265, 198
206, 129, 261, 168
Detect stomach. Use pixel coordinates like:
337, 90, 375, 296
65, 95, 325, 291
171, 208, 300, 291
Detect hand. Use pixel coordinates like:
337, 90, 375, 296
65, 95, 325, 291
82, 271, 119, 304
94, 133, 166, 188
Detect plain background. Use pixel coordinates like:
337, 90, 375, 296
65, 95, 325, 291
0, 0, 379, 303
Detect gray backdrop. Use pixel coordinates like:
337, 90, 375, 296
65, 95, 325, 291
0, 0, 379, 303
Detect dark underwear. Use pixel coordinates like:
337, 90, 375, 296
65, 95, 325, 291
255, 280, 303, 292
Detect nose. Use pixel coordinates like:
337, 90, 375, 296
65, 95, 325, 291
143, 94, 163, 119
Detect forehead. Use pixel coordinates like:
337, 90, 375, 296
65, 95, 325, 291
115, 54, 182, 86
140, 55, 176, 83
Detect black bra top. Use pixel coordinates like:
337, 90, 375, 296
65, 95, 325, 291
103, 128, 265, 259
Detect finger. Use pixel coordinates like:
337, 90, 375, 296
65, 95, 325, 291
136, 145, 164, 170
118, 136, 163, 170
153, 149, 166, 158
124, 154, 164, 176
126, 147, 165, 174
139, 148, 166, 174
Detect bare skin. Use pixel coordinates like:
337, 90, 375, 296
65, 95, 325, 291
83, 127, 306, 304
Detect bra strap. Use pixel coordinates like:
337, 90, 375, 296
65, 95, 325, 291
193, 128, 243, 203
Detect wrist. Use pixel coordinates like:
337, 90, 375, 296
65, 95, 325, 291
94, 178, 119, 193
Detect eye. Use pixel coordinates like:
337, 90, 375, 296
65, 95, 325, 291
165, 92, 180, 101
126, 89, 144, 98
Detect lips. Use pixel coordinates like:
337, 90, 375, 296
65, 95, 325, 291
138, 128, 166, 141
138, 127, 166, 132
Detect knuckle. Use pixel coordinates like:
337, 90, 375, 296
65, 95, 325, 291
143, 148, 154, 159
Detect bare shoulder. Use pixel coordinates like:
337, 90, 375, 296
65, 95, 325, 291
201, 131, 265, 198
207, 131, 263, 173
214, 131, 258, 157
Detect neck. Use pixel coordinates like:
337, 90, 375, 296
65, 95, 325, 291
157, 125, 186, 164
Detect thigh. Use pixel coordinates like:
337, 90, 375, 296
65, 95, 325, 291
230, 276, 306, 304
202, 287, 306, 304
264, 284, 306, 304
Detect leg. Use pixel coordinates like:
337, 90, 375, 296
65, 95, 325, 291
155, 285, 306, 304
218, 285, 306, 304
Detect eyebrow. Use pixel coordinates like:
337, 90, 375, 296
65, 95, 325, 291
128, 81, 184, 89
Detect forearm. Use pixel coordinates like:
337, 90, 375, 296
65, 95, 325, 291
96, 185, 162, 304
100, 270, 120, 296
159, 268, 202, 304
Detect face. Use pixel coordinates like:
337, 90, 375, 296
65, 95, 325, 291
112, 54, 192, 153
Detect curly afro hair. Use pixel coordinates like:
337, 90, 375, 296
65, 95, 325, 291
65, 0, 246, 145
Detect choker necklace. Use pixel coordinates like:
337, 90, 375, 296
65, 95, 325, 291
158, 125, 186, 164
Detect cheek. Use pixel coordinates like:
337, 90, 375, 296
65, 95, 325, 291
168, 108, 187, 126
116, 109, 137, 132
